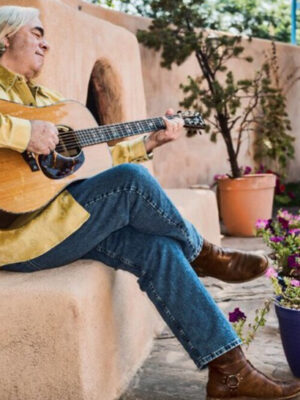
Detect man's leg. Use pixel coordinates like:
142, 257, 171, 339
83, 226, 300, 400
3, 164, 202, 271
83, 225, 242, 369
2, 164, 300, 398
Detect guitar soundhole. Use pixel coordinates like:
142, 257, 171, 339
56, 125, 81, 157
38, 125, 85, 180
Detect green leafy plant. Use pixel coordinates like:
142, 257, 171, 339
229, 209, 300, 344
87, 0, 294, 44
253, 42, 296, 176
136, 0, 294, 178
229, 301, 271, 348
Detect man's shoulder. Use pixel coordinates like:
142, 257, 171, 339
36, 84, 65, 102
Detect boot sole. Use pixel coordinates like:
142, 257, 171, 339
198, 255, 269, 284
206, 390, 300, 400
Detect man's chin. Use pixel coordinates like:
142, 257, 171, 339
31, 64, 43, 79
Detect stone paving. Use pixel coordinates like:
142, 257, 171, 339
121, 236, 300, 400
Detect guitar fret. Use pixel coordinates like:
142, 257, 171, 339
76, 116, 176, 148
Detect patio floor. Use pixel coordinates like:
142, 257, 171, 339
120, 236, 300, 400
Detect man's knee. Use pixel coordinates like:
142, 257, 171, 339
113, 163, 153, 183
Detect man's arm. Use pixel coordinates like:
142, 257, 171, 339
0, 112, 58, 154
110, 109, 184, 165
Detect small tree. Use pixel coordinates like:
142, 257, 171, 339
136, 0, 294, 178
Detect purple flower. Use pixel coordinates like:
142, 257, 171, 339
278, 217, 289, 230
288, 254, 300, 269
289, 229, 300, 236
270, 236, 284, 243
214, 173, 227, 181
265, 218, 275, 233
229, 307, 246, 323
243, 166, 252, 175
255, 219, 269, 229
290, 279, 300, 287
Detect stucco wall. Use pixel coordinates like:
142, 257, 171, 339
4, 0, 299, 186
1, 0, 147, 123
64, 0, 300, 187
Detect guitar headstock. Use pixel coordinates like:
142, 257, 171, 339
175, 111, 205, 134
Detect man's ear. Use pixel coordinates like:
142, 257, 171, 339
2, 35, 10, 49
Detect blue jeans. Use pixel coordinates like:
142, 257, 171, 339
2, 164, 241, 369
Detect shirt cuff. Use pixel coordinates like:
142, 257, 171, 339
3, 116, 31, 152
110, 136, 153, 165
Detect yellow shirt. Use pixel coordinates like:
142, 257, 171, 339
0, 65, 151, 267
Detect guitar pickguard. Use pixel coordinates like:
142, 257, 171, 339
39, 150, 85, 179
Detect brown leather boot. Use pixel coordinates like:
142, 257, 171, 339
207, 346, 300, 400
191, 240, 268, 283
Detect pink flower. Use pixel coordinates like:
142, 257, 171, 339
255, 219, 269, 229
265, 267, 278, 278
278, 210, 293, 220
290, 280, 300, 287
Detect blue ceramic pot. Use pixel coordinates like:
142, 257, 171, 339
275, 299, 300, 378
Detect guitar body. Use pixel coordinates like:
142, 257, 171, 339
0, 100, 112, 215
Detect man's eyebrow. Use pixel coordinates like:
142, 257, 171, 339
32, 26, 44, 36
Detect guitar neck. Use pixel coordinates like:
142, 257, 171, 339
75, 117, 166, 148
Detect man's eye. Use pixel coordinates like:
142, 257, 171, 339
33, 31, 41, 38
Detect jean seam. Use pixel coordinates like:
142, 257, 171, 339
26, 260, 43, 271
95, 245, 141, 275
199, 338, 243, 367
145, 280, 203, 369
83, 185, 200, 259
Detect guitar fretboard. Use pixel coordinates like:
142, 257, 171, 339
75, 117, 166, 148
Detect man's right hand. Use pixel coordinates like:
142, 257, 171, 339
27, 120, 59, 155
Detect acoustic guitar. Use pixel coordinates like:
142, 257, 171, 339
0, 99, 204, 222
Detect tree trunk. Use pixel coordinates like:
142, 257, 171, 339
218, 113, 241, 178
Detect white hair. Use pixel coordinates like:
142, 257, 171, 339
0, 6, 39, 54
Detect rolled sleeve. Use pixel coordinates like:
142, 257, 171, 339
110, 136, 153, 166
0, 114, 31, 152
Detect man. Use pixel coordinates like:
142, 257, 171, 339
0, 6, 299, 400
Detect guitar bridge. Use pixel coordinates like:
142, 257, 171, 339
22, 151, 40, 172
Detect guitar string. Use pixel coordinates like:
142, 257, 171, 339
54, 113, 200, 143
51, 115, 202, 153
52, 114, 200, 144
55, 125, 163, 151
54, 118, 168, 152
56, 117, 166, 140
54, 118, 200, 144
55, 123, 201, 153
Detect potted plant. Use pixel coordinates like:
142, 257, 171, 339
229, 209, 300, 377
256, 209, 300, 377
136, 1, 295, 236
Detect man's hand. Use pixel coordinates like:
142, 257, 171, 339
27, 120, 59, 155
144, 108, 184, 153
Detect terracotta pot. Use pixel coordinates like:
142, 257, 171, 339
217, 174, 276, 236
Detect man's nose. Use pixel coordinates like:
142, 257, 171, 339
41, 39, 50, 52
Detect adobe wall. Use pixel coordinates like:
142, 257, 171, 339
1, 0, 147, 123
4, 0, 299, 186
63, 0, 300, 186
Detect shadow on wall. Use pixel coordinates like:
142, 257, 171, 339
86, 58, 126, 146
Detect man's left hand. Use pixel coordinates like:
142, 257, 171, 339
144, 108, 184, 153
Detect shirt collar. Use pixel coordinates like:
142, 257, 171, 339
0, 64, 38, 92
